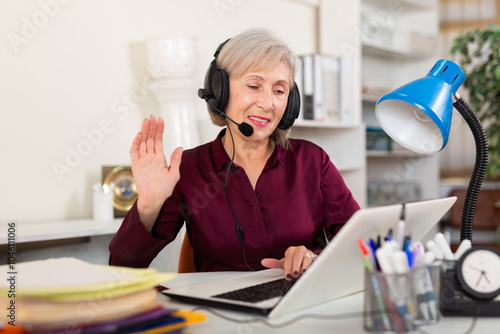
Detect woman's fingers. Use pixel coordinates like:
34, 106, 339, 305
146, 115, 156, 153
261, 258, 283, 270
138, 117, 150, 157
133, 116, 167, 160
291, 250, 306, 278
301, 252, 316, 274
261, 247, 317, 281
155, 117, 165, 154
282, 248, 294, 280
283, 246, 316, 280
130, 132, 143, 162
169, 146, 183, 174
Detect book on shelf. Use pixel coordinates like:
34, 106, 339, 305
320, 55, 339, 122
301, 54, 314, 120
366, 126, 392, 151
295, 55, 304, 121
338, 57, 354, 124
313, 54, 325, 121
296, 54, 354, 124
366, 126, 413, 153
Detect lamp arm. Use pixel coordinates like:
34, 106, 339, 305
452, 94, 489, 242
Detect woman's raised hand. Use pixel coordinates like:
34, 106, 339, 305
130, 115, 183, 230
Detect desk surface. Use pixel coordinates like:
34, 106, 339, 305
159, 272, 500, 334
0, 219, 122, 245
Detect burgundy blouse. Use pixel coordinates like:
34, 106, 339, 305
109, 130, 360, 271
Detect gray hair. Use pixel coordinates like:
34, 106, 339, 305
208, 28, 297, 150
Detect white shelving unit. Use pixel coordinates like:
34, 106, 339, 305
292, 123, 366, 204
361, 0, 440, 206
291, 0, 366, 207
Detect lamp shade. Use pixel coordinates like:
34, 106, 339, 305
375, 59, 465, 154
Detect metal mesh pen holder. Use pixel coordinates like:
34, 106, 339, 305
363, 265, 441, 333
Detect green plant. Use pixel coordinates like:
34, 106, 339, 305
450, 24, 500, 179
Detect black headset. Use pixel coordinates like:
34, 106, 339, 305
198, 39, 301, 131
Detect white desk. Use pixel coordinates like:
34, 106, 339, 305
159, 272, 500, 334
0, 219, 122, 245
0, 219, 184, 273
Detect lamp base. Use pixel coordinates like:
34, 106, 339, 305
440, 269, 500, 317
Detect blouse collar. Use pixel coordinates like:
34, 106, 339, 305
211, 129, 285, 171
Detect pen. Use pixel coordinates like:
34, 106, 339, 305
383, 239, 398, 251
426, 240, 444, 260
358, 238, 374, 271
385, 228, 393, 242
410, 241, 425, 266
412, 247, 438, 322
434, 232, 454, 261
392, 251, 414, 330
403, 239, 413, 270
420, 267, 438, 321
358, 238, 391, 331
395, 204, 406, 250
418, 251, 436, 266
414, 257, 438, 321
369, 238, 380, 271
376, 248, 408, 331
414, 268, 432, 321
454, 239, 472, 260
392, 250, 410, 273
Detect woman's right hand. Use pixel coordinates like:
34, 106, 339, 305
130, 115, 183, 231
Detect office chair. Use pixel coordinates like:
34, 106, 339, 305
178, 232, 197, 273
446, 188, 500, 251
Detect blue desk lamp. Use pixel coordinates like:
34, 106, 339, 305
375, 59, 489, 242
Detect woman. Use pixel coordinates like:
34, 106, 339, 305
109, 28, 360, 281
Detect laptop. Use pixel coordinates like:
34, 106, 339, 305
163, 197, 457, 319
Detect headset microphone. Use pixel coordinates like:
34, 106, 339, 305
218, 112, 254, 137
229, 118, 254, 137
198, 88, 254, 137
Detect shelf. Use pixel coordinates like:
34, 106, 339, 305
362, 39, 435, 60
337, 164, 364, 173
287, 0, 319, 7
362, 0, 439, 204
0, 219, 122, 245
367, 150, 421, 158
364, 0, 435, 11
362, 93, 384, 103
293, 120, 358, 129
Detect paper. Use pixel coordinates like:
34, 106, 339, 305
0, 257, 175, 300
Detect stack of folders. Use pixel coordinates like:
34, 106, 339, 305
0, 257, 205, 333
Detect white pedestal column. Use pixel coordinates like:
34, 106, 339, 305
145, 36, 198, 272
146, 36, 200, 157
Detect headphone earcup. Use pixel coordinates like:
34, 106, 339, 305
200, 39, 232, 115
211, 68, 230, 113
278, 83, 301, 130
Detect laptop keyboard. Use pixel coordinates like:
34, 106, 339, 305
212, 278, 298, 303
